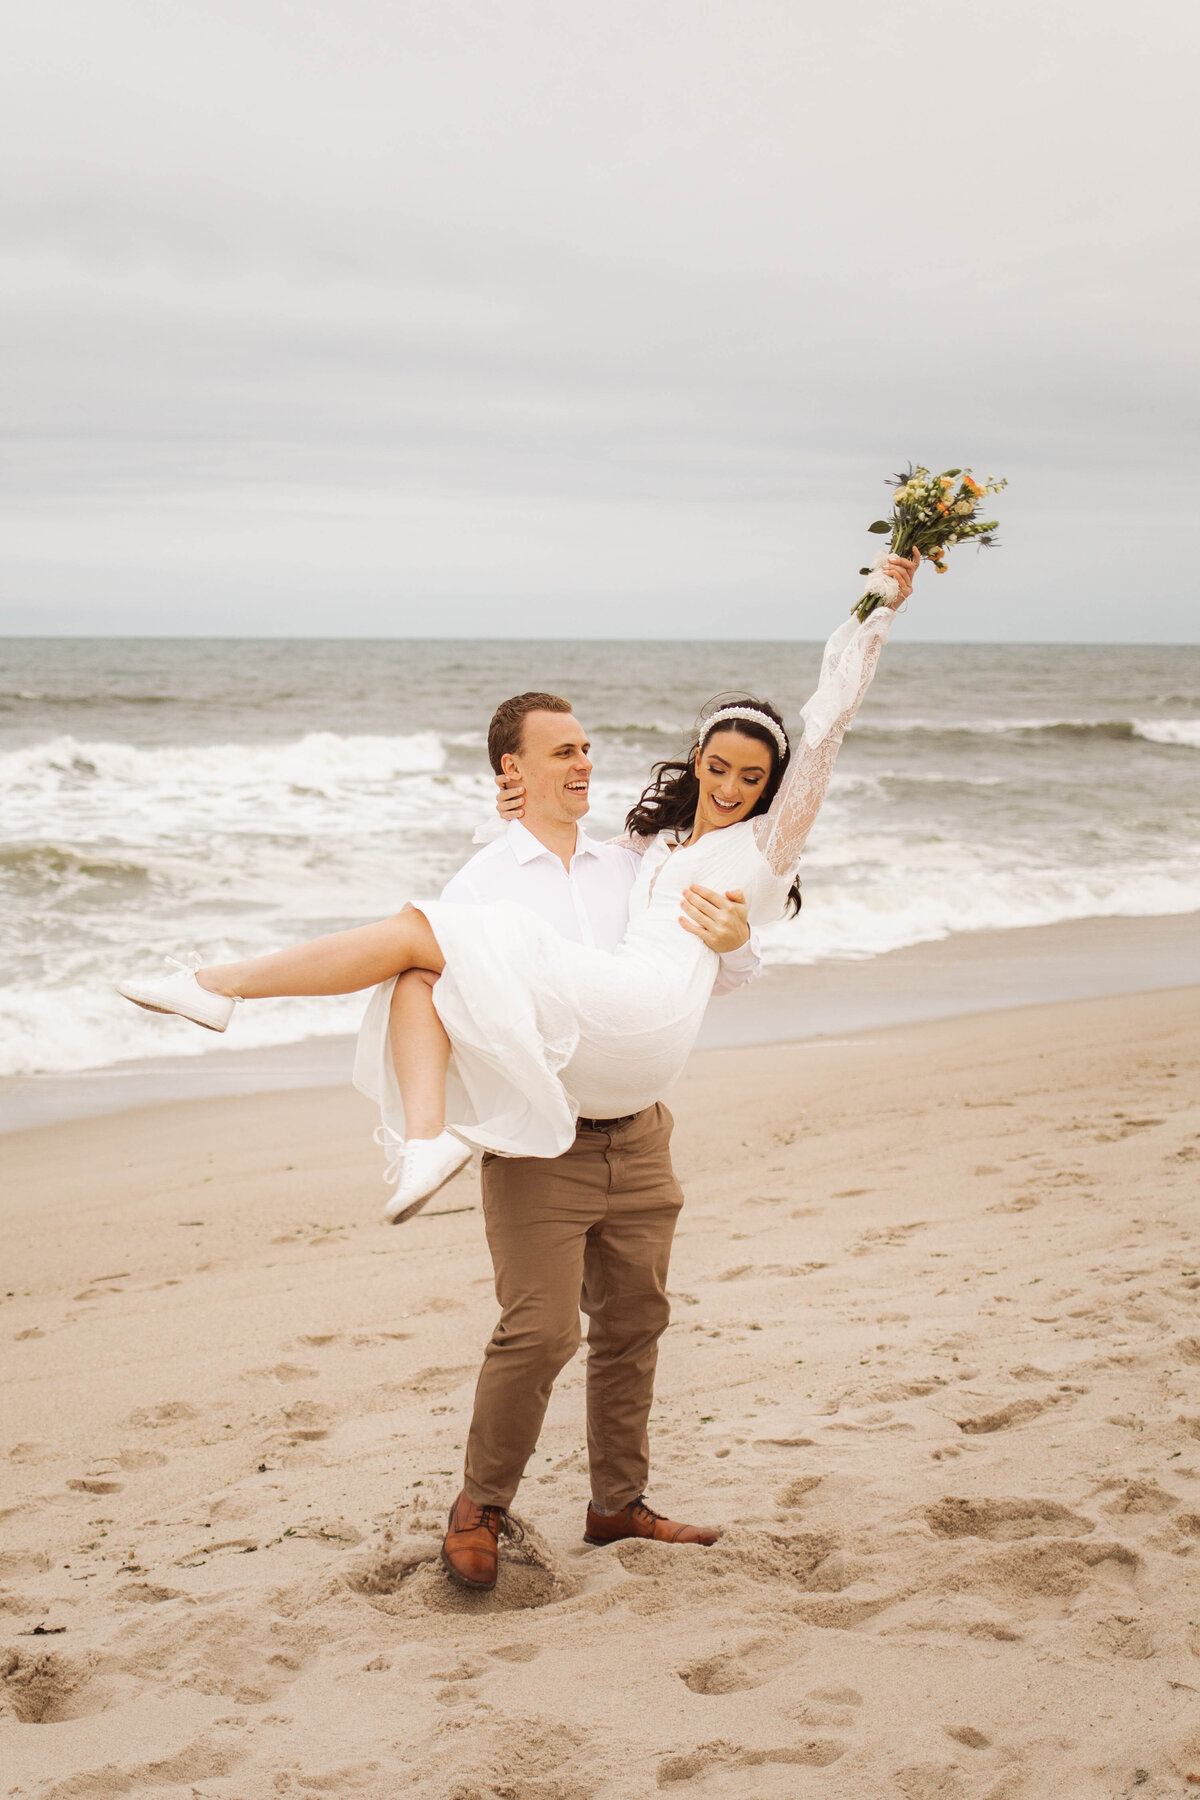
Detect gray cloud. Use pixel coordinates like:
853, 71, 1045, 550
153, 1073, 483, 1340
2, 0, 1198, 638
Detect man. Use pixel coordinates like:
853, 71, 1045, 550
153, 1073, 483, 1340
421, 690, 759, 1590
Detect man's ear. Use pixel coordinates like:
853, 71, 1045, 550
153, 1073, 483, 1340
500, 752, 522, 782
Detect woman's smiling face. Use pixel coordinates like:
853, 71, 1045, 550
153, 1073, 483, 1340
692, 728, 773, 833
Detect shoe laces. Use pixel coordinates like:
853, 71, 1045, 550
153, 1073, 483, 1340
164, 954, 240, 1002
631, 1497, 666, 1525
477, 1504, 524, 1544
373, 1124, 406, 1185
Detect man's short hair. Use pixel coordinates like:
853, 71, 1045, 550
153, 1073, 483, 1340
487, 692, 574, 774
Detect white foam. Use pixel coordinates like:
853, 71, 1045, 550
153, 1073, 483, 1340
1, 730, 447, 793
1132, 719, 1200, 748
6, 708, 1200, 1078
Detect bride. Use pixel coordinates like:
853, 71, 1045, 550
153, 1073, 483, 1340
118, 557, 916, 1214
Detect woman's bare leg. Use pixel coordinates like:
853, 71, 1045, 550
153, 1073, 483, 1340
195, 907, 445, 1000
388, 969, 450, 1140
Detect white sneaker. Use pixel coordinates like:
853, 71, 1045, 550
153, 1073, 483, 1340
375, 1125, 471, 1224
116, 957, 237, 1033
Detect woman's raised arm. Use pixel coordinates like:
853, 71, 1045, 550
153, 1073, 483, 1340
753, 558, 914, 878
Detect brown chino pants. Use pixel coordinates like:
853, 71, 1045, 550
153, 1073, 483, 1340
462, 1103, 684, 1512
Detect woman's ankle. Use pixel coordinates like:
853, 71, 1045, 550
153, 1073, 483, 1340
196, 967, 236, 998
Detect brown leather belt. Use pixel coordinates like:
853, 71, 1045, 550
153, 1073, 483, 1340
576, 1113, 639, 1133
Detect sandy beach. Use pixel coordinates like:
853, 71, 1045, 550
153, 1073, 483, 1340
4, 983, 1200, 1797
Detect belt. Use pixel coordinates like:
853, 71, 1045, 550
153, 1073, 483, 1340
576, 1113, 639, 1133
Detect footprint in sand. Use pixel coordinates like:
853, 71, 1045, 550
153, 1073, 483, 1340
656, 1737, 845, 1786
123, 1401, 200, 1429
489, 1642, 541, 1663
777, 1475, 823, 1507
954, 1393, 1073, 1435
924, 1497, 1095, 1541
407, 1364, 475, 1396
0, 1646, 100, 1723
678, 1636, 790, 1694
790, 1685, 863, 1728
1098, 1479, 1179, 1516
262, 1400, 337, 1445
893, 1762, 969, 1799
347, 1523, 577, 1616
243, 1363, 318, 1384
117, 1448, 168, 1471
975, 1538, 1139, 1601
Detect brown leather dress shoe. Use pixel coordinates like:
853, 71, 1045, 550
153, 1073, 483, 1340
584, 1495, 721, 1547
441, 1490, 520, 1591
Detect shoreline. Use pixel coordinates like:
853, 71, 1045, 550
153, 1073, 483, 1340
4, 908, 1199, 1135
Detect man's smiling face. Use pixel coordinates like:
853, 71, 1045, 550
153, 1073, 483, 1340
503, 709, 593, 825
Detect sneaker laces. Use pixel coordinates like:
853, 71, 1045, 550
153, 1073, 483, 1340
373, 1124, 406, 1186
164, 954, 240, 1002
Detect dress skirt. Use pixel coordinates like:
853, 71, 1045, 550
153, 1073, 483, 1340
353, 899, 715, 1160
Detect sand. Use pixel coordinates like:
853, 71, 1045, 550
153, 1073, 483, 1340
3, 985, 1200, 1798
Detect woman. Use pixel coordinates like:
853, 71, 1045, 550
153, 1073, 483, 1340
118, 557, 915, 1215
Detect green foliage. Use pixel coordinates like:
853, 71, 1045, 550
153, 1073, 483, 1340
853, 463, 1007, 622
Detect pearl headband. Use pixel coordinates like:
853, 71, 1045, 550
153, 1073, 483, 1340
700, 705, 789, 762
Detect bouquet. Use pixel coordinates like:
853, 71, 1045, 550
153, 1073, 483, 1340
854, 464, 1007, 622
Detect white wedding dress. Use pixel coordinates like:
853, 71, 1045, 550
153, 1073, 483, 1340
354, 606, 894, 1158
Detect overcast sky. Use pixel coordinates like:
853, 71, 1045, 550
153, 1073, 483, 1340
2, 0, 1197, 640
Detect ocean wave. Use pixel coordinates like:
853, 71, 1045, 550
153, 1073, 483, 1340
7, 849, 1200, 1077
760, 862, 1200, 965
1131, 720, 1200, 749
0, 730, 449, 792
855, 716, 1200, 745
0, 690, 177, 707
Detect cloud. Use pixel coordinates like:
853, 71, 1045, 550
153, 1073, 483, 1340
2, 0, 1197, 638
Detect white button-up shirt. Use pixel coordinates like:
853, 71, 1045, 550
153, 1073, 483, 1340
441, 820, 760, 992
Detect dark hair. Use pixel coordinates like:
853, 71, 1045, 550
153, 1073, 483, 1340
625, 696, 802, 916
487, 691, 573, 774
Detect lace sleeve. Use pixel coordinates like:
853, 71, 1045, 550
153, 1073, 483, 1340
753, 606, 895, 877
606, 830, 652, 857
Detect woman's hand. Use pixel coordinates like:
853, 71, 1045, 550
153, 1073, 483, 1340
495, 774, 525, 821
883, 552, 919, 608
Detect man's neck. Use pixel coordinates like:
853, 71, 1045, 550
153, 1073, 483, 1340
519, 814, 580, 872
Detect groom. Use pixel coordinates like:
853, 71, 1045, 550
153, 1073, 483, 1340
424, 690, 759, 1589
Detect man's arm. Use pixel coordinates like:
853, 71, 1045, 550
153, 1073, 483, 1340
681, 886, 763, 994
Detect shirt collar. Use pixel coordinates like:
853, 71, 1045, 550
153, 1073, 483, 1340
506, 821, 602, 866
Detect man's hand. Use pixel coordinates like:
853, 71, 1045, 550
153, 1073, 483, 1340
679, 885, 750, 953
495, 774, 525, 821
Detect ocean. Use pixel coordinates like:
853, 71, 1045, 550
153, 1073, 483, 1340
4, 635, 1200, 1079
